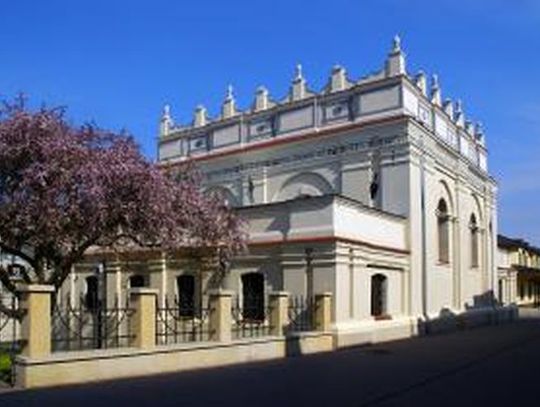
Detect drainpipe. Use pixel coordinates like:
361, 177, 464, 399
420, 142, 428, 323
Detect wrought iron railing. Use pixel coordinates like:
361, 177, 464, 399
51, 295, 134, 352
287, 296, 315, 333
231, 297, 272, 339
155, 297, 211, 345
0, 294, 22, 386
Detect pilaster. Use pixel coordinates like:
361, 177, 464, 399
18, 284, 55, 358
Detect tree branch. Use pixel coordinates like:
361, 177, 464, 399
0, 241, 37, 270
0, 296, 26, 320
0, 265, 17, 294
50, 234, 101, 289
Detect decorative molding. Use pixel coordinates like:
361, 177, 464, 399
204, 132, 408, 181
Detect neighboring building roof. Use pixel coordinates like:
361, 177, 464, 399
498, 234, 540, 255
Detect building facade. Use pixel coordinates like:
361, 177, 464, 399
497, 234, 540, 306
61, 37, 500, 346
152, 36, 497, 344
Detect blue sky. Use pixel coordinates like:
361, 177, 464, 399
0, 0, 539, 243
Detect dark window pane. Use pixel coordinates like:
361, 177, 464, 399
242, 273, 264, 321
177, 275, 195, 317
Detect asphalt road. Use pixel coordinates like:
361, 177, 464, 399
2, 310, 539, 407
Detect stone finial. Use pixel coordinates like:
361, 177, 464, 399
226, 84, 233, 101
295, 63, 303, 81
159, 104, 173, 136
221, 84, 237, 119
194, 104, 208, 127
465, 120, 475, 136
330, 64, 347, 92
386, 34, 406, 76
254, 85, 269, 111
392, 34, 402, 54
443, 98, 453, 118
475, 122, 485, 143
415, 71, 427, 95
430, 74, 442, 106
454, 100, 465, 127
291, 63, 307, 100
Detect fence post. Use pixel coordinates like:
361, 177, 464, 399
208, 289, 233, 342
129, 288, 158, 349
18, 284, 55, 358
269, 291, 289, 336
315, 292, 332, 332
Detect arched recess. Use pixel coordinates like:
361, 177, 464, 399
469, 213, 479, 268
468, 194, 483, 270
273, 172, 333, 202
436, 180, 454, 264
438, 180, 454, 214
471, 193, 484, 223
204, 186, 239, 207
437, 198, 451, 264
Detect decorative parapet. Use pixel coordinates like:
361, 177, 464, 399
158, 36, 488, 173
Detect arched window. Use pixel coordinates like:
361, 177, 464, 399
241, 273, 264, 321
437, 199, 450, 264
129, 274, 147, 288
469, 214, 479, 268
177, 275, 195, 317
371, 274, 388, 318
85, 276, 99, 311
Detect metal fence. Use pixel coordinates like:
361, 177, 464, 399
51, 295, 134, 352
155, 297, 212, 345
287, 296, 316, 333
0, 294, 22, 386
231, 296, 272, 339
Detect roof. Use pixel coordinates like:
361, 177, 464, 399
498, 234, 540, 255
235, 193, 407, 222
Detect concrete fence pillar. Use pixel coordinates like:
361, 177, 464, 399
315, 292, 332, 332
18, 284, 55, 358
129, 288, 158, 349
208, 289, 233, 343
269, 291, 289, 336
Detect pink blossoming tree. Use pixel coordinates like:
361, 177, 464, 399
0, 99, 246, 317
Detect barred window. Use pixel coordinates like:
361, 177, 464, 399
85, 276, 99, 311
177, 275, 195, 317
241, 273, 264, 321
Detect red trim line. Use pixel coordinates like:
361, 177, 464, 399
248, 235, 410, 255
161, 114, 409, 167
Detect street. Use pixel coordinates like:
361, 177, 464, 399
1, 310, 538, 406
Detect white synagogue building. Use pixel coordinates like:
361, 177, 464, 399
153, 36, 501, 346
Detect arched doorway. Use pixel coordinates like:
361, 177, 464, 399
371, 274, 388, 318
241, 273, 264, 321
